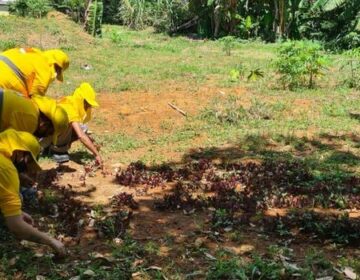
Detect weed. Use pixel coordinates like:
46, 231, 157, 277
341, 48, 360, 89
0, 39, 17, 51
219, 36, 237, 56
211, 209, 233, 230
96, 210, 132, 238
247, 68, 264, 81
201, 95, 247, 125
144, 241, 160, 255
207, 258, 246, 280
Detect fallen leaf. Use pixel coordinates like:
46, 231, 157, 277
83, 269, 96, 276
69, 276, 81, 280
194, 237, 206, 248
145, 266, 162, 271
343, 267, 357, 280
36, 276, 46, 280
316, 277, 333, 280
224, 226, 233, 232
204, 252, 217, 260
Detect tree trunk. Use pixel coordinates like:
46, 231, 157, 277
213, 4, 221, 38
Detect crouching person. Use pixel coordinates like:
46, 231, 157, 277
43, 83, 102, 166
0, 88, 69, 143
0, 129, 66, 256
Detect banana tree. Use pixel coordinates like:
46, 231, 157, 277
84, 0, 103, 37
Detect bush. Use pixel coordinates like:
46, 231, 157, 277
275, 41, 329, 89
9, 0, 51, 18
219, 36, 236, 56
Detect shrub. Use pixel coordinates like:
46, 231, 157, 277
219, 36, 236, 56
275, 41, 329, 89
341, 47, 360, 89
9, 0, 51, 18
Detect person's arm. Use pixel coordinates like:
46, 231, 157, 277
5, 212, 66, 256
71, 122, 102, 166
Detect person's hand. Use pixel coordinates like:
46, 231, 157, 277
22, 212, 34, 225
50, 239, 66, 257
95, 155, 103, 168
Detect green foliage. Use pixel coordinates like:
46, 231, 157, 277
207, 259, 246, 280
85, 0, 103, 37
237, 15, 258, 39
219, 35, 236, 56
276, 41, 329, 89
52, 0, 85, 22
0, 40, 17, 51
207, 256, 292, 280
341, 47, 360, 88
110, 29, 123, 44
299, 0, 360, 49
119, 0, 146, 30
9, 0, 51, 18
247, 68, 264, 81
152, 0, 192, 33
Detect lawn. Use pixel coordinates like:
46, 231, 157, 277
0, 12, 359, 280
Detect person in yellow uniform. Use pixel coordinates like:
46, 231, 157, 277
45, 83, 102, 165
0, 129, 66, 256
0, 48, 69, 97
0, 88, 68, 143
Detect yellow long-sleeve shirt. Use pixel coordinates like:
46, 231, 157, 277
0, 90, 39, 133
0, 154, 21, 217
0, 48, 56, 97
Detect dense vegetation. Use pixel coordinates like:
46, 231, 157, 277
0, 7, 359, 280
8, 0, 360, 49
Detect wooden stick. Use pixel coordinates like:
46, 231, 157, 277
168, 103, 187, 117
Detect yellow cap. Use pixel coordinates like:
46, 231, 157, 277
73, 82, 99, 107
31, 95, 69, 145
43, 49, 70, 82
0, 129, 41, 171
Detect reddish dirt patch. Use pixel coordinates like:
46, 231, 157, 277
93, 86, 246, 137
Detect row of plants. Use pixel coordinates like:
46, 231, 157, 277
219, 38, 360, 90
7, 0, 360, 48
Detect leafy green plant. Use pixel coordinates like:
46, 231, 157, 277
275, 41, 329, 89
110, 29, 123, 44
9, 0, 51, 18
207, 258, 246, 280
229, 63, 246, 82
211, 208, 233, 229
219, 36, 236, 56
85, 0, 103, 37
237, 15, 258, 39
247, 68, 264, 81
